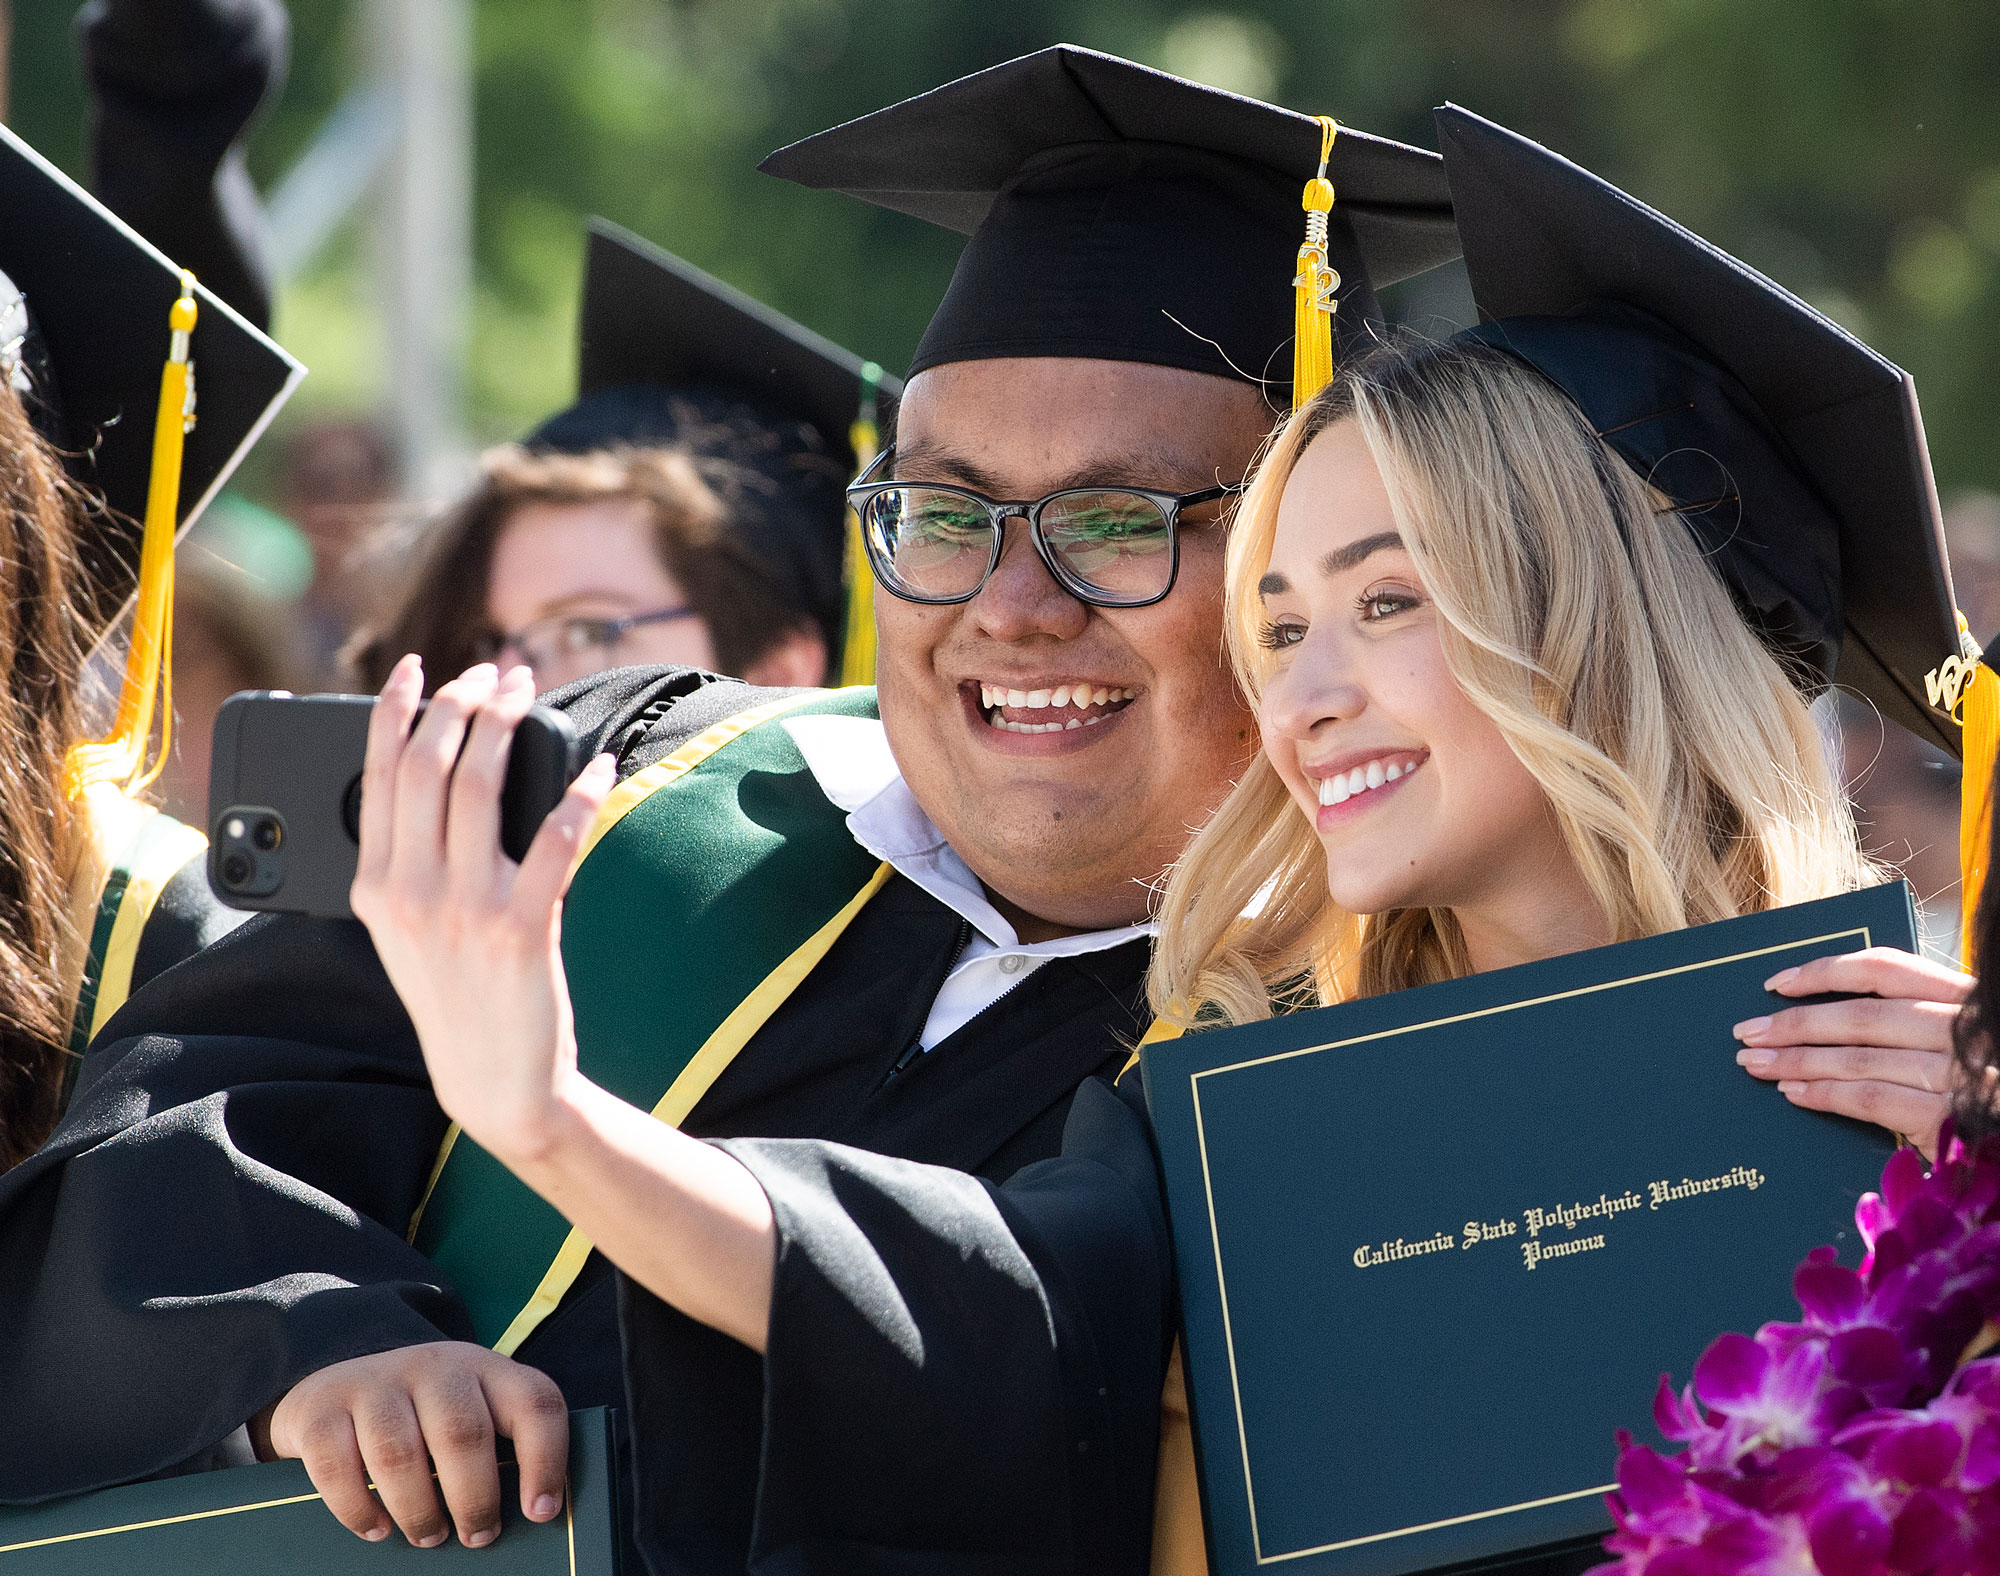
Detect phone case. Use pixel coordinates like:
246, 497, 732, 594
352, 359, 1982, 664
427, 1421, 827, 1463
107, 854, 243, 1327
207, 692, 582, 920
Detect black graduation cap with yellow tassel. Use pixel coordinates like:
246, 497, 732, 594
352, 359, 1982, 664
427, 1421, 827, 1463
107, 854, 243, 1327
0, 120, 301, 799
527, 219, 901, 687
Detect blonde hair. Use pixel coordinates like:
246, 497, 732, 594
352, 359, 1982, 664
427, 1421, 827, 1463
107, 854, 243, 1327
1149, 334, 1876, 1027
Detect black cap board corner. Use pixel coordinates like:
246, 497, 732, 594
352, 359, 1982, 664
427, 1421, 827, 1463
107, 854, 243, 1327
1435, 103, 1962, 755
0, 118, 303, 635
761, 45, 1461, 398
571, 217, 900, 468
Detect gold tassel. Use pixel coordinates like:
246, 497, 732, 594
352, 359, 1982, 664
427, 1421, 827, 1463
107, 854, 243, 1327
1292, 116, 1341, 410
836, 361, 883, 689
63, 271, 196, 799
1956, 614, 1999, 969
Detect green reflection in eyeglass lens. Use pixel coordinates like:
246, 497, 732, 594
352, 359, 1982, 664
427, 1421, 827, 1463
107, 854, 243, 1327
882, 489, 993, 584
1041, 492, 1171, 584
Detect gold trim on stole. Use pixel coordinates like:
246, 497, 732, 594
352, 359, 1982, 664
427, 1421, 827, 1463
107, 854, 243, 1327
404, 690, 833, 1247
86, 820, 208, 1045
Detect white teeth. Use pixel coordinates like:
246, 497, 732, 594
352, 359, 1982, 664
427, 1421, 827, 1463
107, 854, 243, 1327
1314, 756, 1421, 809
1026, 688, 1050, 707
1091, 686, 1109, 705
1052, 685, 1072, 707
1006, 688, 1029, 707
1066, 717, 1082, 729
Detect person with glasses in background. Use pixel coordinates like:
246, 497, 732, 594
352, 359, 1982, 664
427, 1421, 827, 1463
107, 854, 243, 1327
350, 224, 881, 694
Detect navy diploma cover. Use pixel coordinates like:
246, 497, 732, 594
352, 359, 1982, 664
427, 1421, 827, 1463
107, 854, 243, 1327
1142, 883, 1914, 1575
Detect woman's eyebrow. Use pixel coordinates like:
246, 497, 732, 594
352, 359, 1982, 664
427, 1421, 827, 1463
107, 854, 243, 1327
1318, 531, 1405, 578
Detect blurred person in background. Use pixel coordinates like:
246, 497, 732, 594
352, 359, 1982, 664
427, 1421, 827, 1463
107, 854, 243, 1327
154, 554, 305, 827
78, 0, 287, 331
347, 441, 826, 693
349, 223, 894, 693
280, 419, 397, 684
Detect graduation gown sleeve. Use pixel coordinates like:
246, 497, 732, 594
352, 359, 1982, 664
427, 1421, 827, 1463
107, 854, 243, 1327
617, 1074, 1174, 1576
0, 667, 776, 1502
0, 910, 467, 1501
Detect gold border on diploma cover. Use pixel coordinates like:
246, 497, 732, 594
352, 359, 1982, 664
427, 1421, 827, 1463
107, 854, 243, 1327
1188, 926, 1874, 1566
0, 1476, 579, 1568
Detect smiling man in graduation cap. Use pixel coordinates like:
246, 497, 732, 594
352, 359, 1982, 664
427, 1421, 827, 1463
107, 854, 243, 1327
0, 47, 1454, 1574
0, 120, 297, 1167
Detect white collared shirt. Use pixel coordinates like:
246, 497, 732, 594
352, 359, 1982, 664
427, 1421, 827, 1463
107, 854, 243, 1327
783, 714, 1156, 1051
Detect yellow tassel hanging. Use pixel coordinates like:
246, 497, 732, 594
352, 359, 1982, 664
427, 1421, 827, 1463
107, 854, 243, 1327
1292, 116, 1341, 410
836, 361, 883, 689
1956, 614, 2000, 969
63, 271, 196, 800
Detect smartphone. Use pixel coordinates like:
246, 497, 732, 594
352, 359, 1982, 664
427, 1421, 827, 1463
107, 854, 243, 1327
207, 691, 583, 919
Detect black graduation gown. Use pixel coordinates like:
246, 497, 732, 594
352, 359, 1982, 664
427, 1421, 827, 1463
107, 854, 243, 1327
0, 667, 1178, 1576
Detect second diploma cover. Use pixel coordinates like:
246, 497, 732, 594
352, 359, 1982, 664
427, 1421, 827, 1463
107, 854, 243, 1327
1141, 883, 1915, 1575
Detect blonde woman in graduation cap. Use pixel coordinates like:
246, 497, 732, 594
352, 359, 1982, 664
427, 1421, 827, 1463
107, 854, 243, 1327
1143, 105, 1987, 1576
1152, 107, 1982, 1159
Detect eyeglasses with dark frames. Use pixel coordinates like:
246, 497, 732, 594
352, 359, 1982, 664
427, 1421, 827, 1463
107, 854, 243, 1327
844, 446, 1245, 609
475, 606, 700, 673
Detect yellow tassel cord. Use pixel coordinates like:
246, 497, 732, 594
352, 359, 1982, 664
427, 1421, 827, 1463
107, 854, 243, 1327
1956, 614, 2000, 968
62, 272, 197, 800
1292, 116, 1341, 410
836, 361, 883, 688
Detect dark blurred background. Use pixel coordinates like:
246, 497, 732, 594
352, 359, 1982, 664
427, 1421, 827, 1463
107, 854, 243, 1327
5, 0, 1997, 944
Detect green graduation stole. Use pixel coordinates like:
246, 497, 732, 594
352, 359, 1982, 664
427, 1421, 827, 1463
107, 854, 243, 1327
408, 687, 889, 1352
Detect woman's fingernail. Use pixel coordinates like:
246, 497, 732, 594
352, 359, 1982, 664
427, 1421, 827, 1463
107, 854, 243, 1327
363, 1526, 389, 1542
467, 1528, 497, 1548
417, 1532, 448, 1549
1764, 967, 1801, 991
532, 1494, 560, 1520
1734, 1016, 1772, 1040
1778, 1080, 1808, 1097
1736, 1047, 1777, 1069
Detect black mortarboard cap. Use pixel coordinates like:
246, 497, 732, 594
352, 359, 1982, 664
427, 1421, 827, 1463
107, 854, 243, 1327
761, 46, 1460, 399
526, 219, 900, 657
1437, 105, 1962, 754
0, 120, 300, 634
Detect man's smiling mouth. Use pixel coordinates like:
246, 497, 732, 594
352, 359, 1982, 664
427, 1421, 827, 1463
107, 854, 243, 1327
974, 681, 1138, 735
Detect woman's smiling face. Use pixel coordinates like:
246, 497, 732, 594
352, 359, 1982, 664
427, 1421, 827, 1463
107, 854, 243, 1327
1256, 418, 1567, 925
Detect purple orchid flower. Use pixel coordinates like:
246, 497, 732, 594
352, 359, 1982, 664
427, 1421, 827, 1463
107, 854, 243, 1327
1596, 1125, 2000, 1575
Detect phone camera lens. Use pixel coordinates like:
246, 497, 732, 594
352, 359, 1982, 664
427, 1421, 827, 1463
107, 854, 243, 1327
251, 817, 282, 852
219, 851, 253, 889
